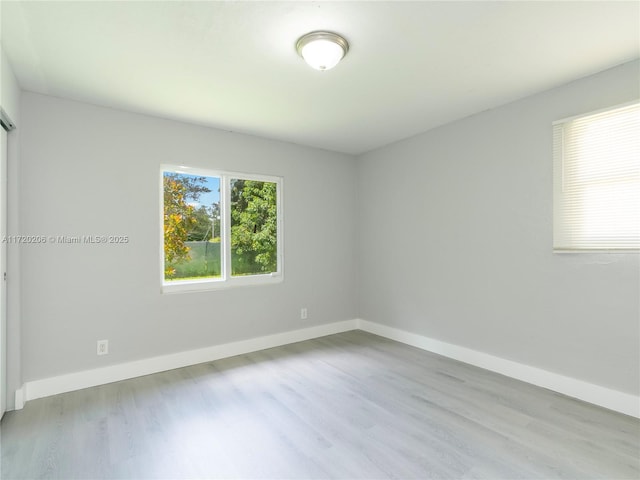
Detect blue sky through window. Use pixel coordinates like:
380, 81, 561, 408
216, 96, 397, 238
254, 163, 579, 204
164, 172, 220, 208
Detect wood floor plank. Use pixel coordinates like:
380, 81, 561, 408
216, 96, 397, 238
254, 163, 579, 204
1, 331, 638, 479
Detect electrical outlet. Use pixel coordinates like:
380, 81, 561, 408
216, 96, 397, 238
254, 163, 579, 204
97, 339, 109, 356
300, 308, 308, 320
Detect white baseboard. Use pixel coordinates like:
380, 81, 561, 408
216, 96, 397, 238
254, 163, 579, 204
357, 319, 640, 419
14, 387, 24, 410
14, 318, 639, 419
17, 319, 358, 408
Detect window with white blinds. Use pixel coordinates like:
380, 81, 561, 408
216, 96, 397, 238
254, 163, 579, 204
553, 102, 640, 251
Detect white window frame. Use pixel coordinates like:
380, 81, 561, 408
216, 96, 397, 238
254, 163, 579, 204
553, 101, 640, 253
161, 165, 283, 293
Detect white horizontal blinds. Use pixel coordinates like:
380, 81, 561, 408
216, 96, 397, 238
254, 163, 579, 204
553, 102, 640, 250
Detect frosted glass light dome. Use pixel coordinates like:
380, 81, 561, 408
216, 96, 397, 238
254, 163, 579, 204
296, 32, 349, 71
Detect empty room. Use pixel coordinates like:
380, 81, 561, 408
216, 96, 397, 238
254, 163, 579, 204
0, 1, 638, 479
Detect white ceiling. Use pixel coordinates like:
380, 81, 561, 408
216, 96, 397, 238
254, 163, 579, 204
1, 1, 638, 155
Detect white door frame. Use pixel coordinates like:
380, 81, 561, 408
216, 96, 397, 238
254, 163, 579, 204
0, 128, 7, 417
0, 108, 15, 418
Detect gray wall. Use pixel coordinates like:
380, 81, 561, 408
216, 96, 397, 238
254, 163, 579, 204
18, 92, 357, 385
357, 60, 640, 396
1, 43, 20, 123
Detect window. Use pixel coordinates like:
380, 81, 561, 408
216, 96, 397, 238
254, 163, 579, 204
553, 102, 639, 251
161, 166, 282, 292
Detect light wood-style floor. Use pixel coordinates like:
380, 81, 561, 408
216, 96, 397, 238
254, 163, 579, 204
1, 330, 638, 479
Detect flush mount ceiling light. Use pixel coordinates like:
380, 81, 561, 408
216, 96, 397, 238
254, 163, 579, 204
296, 31, 349, 71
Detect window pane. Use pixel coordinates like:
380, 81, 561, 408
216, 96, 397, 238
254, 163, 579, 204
163, 172, 221, 281
553, 102, 640, 250
230, 179, 278, 276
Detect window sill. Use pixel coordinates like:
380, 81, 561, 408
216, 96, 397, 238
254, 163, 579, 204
162, 273, 283, 294
553, 249, 640, 254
